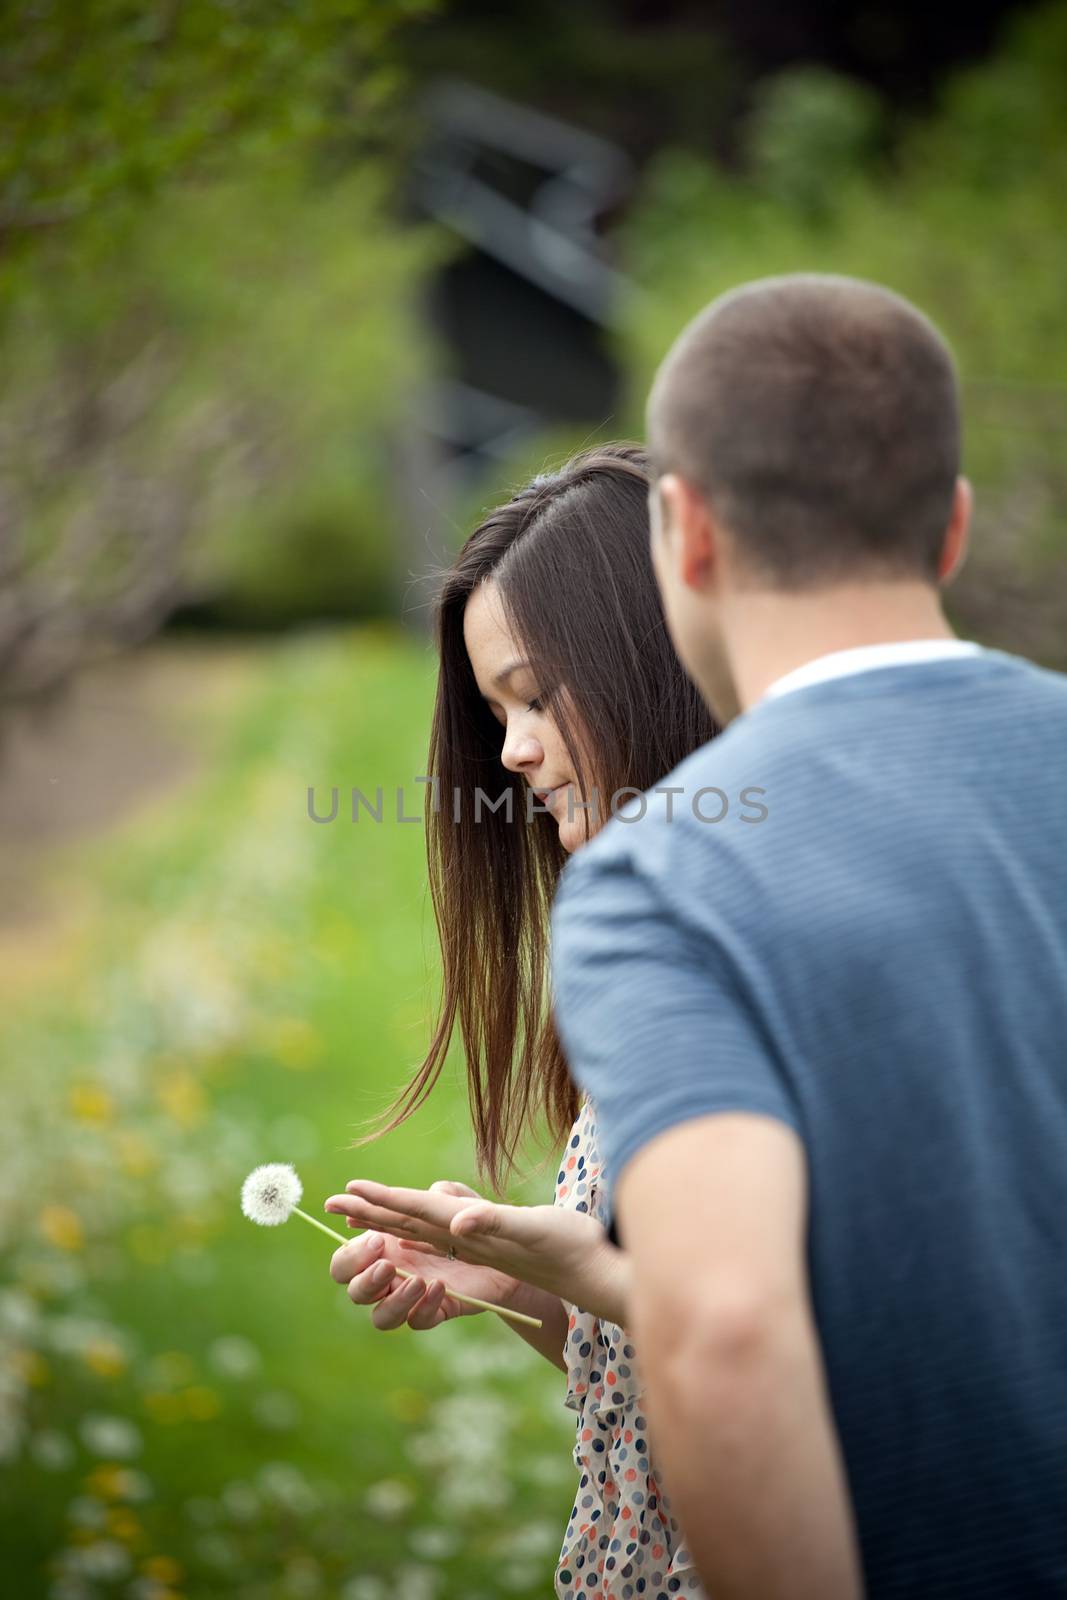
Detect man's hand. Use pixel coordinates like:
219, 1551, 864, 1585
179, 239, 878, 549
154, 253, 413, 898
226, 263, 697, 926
327, 1181, 524, 1330
325, 1178, 631, 1322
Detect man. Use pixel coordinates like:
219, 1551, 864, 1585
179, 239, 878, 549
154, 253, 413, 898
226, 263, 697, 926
549, 274, 1067, 1597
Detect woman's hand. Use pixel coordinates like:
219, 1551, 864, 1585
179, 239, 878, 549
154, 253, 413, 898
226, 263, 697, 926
324, 1177, 631, 1324
328, 1180, 524, 1331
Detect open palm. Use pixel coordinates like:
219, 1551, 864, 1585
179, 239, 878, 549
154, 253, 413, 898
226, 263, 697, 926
329, 1181, 525, 1330
325, 1176, 618, 1311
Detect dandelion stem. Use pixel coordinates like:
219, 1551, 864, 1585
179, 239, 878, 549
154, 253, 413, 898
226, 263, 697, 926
292, 1206, 350, 1243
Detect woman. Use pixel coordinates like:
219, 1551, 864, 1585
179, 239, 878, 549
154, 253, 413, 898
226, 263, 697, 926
325, 443, 720, 1599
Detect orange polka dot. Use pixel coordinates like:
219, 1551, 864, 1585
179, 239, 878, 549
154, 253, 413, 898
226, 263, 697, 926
652, 1545, 665, 1560
582, 1428, 593, 1441
624, 1429, 633, 1443
567, 1155, 577, 1169
625, 1468, 637, 1481
559, 1185, 570, 1197
606, 1370, 616, 1384
621, 1507, 632, 1520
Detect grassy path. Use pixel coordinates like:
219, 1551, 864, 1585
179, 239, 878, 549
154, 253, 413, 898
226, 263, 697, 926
0, 627, 574, 1600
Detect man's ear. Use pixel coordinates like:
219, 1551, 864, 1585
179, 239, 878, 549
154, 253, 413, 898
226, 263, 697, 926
938, 476, 972, 585
658, 473, 716, 590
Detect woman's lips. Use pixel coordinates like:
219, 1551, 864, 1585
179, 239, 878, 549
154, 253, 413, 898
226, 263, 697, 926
536, 784, 572, 815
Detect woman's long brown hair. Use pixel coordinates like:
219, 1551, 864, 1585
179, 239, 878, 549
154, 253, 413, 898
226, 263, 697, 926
350, 442, 720, 1191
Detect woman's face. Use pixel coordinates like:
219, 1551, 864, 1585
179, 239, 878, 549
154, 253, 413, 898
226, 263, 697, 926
463, 579, 596, 853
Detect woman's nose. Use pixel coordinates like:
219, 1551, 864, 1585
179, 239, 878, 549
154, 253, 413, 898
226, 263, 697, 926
500, 725, 542, 774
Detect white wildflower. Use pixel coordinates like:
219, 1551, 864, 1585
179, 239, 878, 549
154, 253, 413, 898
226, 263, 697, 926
67, 1496, 107, 1529
78, 1413, 142, 1458
0, 1287, 39, 1338
69, 1541, 131, 1579
222, 1480, 260, 1523
340, 1579, 387, 1600
30, 1429, 75, 1471
364, 1478, 416, 1520
257, 1460, 317, 1515
393, 1563, 439, 1600
0, 1410, 25, 1464
408, 1526, 461, 1560
253, 1390, 300, 1431
208, 1334, 261, 1379
127, 1579, 172, 1600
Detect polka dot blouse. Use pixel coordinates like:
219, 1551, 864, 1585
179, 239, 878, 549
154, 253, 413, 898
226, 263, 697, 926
553, 1097, 708, 1599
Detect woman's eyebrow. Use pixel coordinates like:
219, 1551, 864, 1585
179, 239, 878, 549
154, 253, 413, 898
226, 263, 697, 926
476, 659, 533, 702
492, 658, 531, 689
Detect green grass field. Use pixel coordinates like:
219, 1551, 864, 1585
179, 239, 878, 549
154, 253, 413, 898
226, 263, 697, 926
0, 626, 576, 1600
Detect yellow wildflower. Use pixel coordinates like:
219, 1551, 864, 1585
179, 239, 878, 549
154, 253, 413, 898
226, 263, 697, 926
156, 1071, 205, 1128
9, 1347, 49, 1386
142, 1391, 183, 1424
84, 1339, 128, 1378
40, 1206, 84, 1251
182, 1386, 221, 1421
70, 1085, 114, 1123
268, 1016, 321, 1070
115, 1131, 158, 1177
107, 1508, 142, 1543
142, 1555, 184, 1584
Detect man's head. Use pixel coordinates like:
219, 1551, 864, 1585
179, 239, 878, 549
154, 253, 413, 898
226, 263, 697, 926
647, 273, 972, 720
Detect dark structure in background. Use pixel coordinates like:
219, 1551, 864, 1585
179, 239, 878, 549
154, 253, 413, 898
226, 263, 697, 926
402, 0, 1035, 164
411, 82, 632, 488
391, 82, 634, 624
391, 0, 1034, 627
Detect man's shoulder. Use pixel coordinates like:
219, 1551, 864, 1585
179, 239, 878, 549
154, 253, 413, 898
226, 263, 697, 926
558, 647, 1067, 902
557, 722, 773, 906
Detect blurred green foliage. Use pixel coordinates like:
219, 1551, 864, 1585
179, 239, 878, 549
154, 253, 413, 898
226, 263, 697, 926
616, 0, 1067, 663
742, 67, 885, 223
0, 0, 434, 297
2, 157, 444, 628
0, 0, 447, 659
623, 2, 1066, 389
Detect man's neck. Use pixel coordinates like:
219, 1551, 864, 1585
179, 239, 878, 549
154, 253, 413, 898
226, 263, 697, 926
721, 581, 957, 715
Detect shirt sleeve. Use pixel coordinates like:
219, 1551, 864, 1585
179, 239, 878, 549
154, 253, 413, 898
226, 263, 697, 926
550, 840, 804, 1244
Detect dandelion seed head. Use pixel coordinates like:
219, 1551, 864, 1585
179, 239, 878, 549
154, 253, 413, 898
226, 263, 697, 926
240, 1163, 302, 1226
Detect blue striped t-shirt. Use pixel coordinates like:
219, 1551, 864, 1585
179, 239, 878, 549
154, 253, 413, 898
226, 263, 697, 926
549, 646, 1067, 1597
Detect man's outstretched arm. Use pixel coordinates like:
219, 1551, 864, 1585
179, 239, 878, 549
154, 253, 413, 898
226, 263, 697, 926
615, 1112, 864, 1600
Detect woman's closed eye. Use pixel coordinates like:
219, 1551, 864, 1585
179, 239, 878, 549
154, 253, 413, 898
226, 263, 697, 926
487, 696, 545, 728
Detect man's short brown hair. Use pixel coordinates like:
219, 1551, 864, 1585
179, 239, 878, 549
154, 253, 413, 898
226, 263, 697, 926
647, 273, 961, 589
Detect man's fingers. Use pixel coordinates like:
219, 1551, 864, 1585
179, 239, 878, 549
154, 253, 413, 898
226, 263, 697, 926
407, 1280, 447, 1330
346, 1257, 396, 1304
371, 1274, 426, 1331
